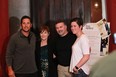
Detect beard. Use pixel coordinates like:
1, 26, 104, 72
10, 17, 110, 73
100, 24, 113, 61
58, 30, 63, 34
21, 28, 30, 32
58, 30, 66, 37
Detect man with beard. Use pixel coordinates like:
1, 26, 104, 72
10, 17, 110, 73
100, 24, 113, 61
6, 16, 38, 77
53, 20, 76, 77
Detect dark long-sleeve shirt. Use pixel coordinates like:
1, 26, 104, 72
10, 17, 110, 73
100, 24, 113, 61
6, 31, 37, 74
53, 32, 76, 66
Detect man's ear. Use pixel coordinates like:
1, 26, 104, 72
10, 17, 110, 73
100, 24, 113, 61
80, 25, 83, 30
30, 23, 32, 28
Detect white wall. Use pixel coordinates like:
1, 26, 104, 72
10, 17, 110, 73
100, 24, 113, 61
8, 0, 30, 35
9, 0, 30, 19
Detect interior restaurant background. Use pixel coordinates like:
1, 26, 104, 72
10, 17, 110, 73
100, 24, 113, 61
0, 0, 116, 77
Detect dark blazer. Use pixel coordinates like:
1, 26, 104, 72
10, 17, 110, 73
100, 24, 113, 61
35, 38, 58, 77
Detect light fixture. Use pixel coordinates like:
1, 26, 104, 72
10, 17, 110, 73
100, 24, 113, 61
94, 2, 99, 8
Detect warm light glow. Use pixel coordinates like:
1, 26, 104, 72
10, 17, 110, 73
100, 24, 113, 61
94, 2, 99, 8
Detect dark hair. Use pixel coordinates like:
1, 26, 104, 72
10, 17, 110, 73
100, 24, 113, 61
55, 19, 67, 26
70, 17, 83, 27
102, 18, 106, 22
21, 15, 32, 24
39, 26, 50, 33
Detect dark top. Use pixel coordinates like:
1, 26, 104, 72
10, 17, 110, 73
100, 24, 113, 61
40, 45, 48, 60
53, 32, 76, 66
35, 39, 58, 77
105, 23, 111, 35
40, 45, 49, 77
6, 31, 37, 74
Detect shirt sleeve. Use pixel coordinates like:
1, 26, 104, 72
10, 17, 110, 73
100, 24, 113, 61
6, 35, 16, 66
81, 35, 90, 54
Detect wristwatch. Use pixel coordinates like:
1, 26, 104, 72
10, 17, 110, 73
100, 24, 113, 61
75, 66, 79, 70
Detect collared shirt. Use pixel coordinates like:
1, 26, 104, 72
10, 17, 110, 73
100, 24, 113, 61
6, 31, 37, 74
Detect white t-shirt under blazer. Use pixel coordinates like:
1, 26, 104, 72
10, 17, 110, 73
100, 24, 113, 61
70, 34, 90, 75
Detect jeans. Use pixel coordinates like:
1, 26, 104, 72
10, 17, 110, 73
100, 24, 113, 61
73, 69, 88, 77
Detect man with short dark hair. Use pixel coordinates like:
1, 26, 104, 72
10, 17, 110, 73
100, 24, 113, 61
6, 16, 38, 77
53, 20, 76, 77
